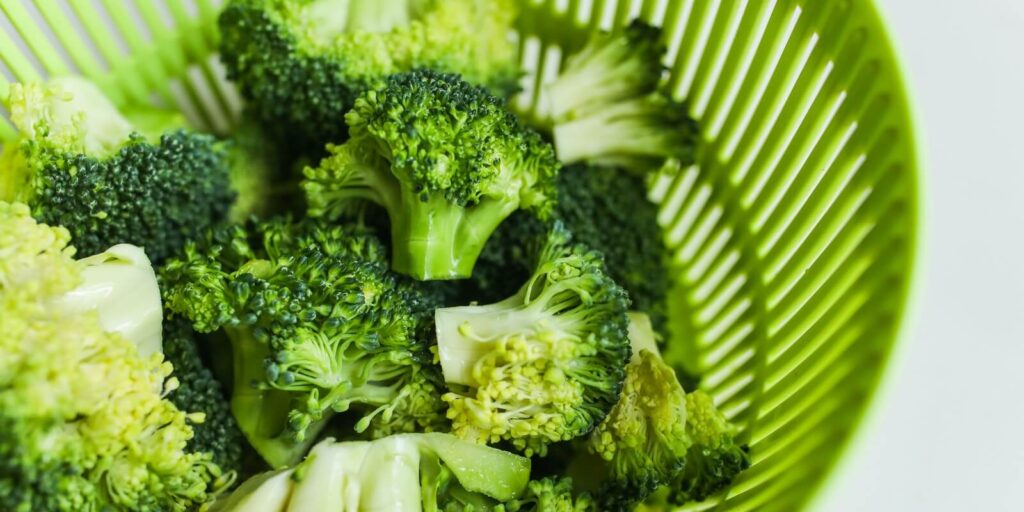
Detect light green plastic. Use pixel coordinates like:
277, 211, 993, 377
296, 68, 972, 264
0, 0, 918, 510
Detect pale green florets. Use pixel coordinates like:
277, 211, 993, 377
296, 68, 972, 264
0, 202, 229, 511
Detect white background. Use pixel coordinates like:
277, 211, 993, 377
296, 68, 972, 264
814, 1, 1024, 510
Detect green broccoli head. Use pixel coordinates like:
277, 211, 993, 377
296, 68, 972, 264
219, 0, 521, 155
162, 317, 248, 477
160, 216, 447, 468
535, 21, 700, 173
225, 117, 294, 222
435, 224, 631, 456
464, 164, 672, 333
0, 202, 231, 511
211, 434, 530, 511
666, 390, 750, 505
498, 477, 595, 512
540, 20, 665, 124
586, 313, 692, 509
0, 77, 235, 262
304, 70, 560, 280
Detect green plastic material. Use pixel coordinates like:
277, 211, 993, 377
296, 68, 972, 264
0, 0, 918, 510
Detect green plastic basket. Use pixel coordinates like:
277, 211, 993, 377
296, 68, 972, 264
0, 0, 918, 510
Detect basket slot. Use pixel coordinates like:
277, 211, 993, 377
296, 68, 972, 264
701, 0, 776, 139
687, 0, 745, 118
99, 0, 177, 108
639, 0, 669, 25
666, 0, 718, 99
0, 2, 69, 76
715, 1, 799, 162
765, 97, 895, 300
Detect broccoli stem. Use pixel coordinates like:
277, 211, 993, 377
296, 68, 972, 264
226, 326, 326, 468
390, 191, 519, 280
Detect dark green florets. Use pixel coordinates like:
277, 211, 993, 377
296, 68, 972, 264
161, 217, 447, 468
6, 130, 233, 262
162, 317, 247, 476
219, 0, 521, 156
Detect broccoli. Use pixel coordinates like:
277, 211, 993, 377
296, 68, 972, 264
0, 77, 235, 262
226, 118, 293, 222
465, 164, 672, 332
0, 202, 231, 511
161, 216, 448, 468
582, 313, 692, 510
534, 21, 699, 173
435, 224, 631, 456
209, 434, 530, 511
304, 70, 560, 280
498, 477, 595, 512
162, 317, 248, 477
664, 390, 750, 505
219, 0, 521, 155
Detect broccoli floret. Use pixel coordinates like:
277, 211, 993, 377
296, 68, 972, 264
584, 313, 692, 509
0, 77, 235, 262
210, 434, 530, 511
534, 21, 699, 173
498, 477, 595, 512
219, 0, 521, 155
161, 216, 448, 468
304, 70, 560, 280
465, 164, 671, 332
435, 224, 631, 456
162, 317, 248, 476
225, 118, 293, 222
665, 391, 750, 505
0, 202, 230, 511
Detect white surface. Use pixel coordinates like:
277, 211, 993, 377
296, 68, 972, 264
815, 1, 1024, 510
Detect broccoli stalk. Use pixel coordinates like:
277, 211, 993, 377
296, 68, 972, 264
534, 21, 700, 173
0, 77, 234, 262
210, 434, 531, 511
161, 218, 448, 468
435, 224, 631, 456
304, 70, 559, 280
57, 243, 163, 356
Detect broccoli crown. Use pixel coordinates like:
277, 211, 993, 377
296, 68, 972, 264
162, 317, 248, 477
535, 21, 700, 173
435, 224, 631, 456
498, 477, 595, 512
304, 69, 560, 279
0, 78, 235, 263
161, 217, 447, 467
219, 0, 521, 155
541, 20, 665, 124
588, 347, 691, 508
553, 95, 700, 172
212, 434, 530, 511
666, 391, 750, 505
465, 164, 671, 333
0, 202, 229, 511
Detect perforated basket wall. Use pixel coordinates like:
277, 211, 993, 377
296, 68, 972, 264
0, 0, 918, 510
